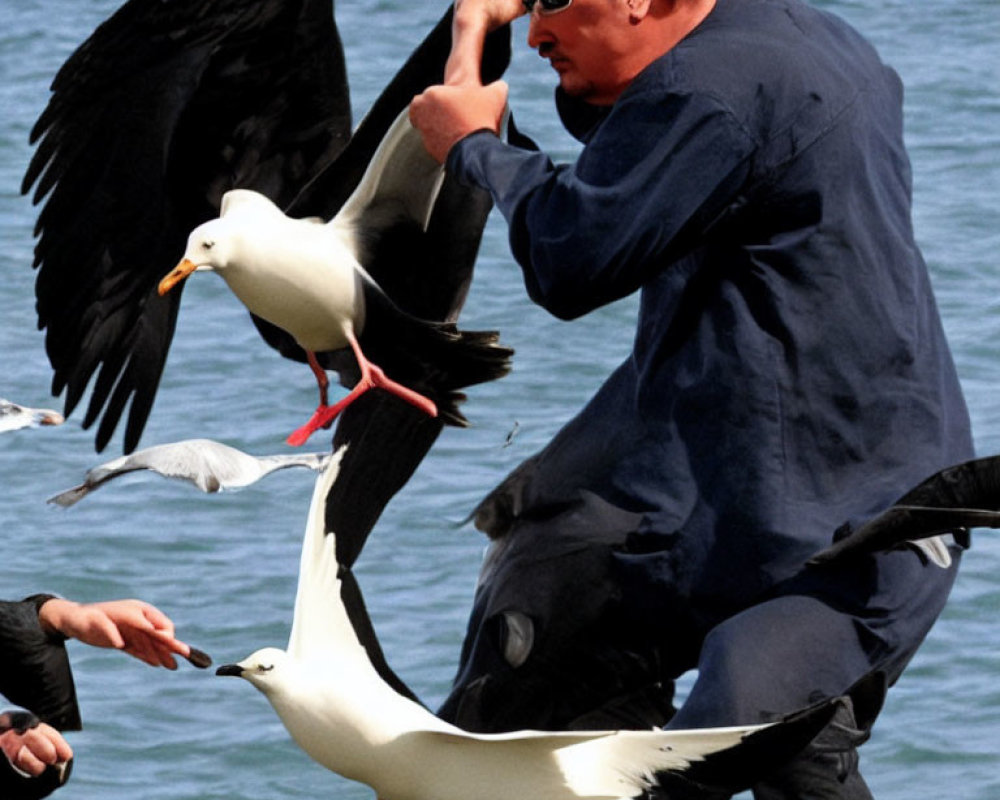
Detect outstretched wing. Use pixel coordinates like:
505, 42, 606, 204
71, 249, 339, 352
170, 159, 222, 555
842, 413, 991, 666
22, 0, 351, 452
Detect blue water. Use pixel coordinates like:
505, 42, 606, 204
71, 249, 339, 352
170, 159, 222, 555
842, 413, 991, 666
1, 1, 998, 798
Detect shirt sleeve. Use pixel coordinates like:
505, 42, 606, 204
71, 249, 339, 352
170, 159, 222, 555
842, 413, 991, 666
448, 89, 756, 320
0, 598, 82, 732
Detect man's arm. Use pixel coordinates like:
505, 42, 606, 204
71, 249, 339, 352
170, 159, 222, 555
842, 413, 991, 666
445, 0, 525, 85
411, 0, 524, 163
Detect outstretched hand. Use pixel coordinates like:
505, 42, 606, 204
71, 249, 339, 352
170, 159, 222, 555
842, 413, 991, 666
38, 598, 193, 669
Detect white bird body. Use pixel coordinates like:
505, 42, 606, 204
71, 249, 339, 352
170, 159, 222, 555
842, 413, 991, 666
190, 190, 366, 355
220, 451, 797, 800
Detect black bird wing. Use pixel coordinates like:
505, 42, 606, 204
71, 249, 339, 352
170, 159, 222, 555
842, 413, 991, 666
22, 0, 351, 453
809, 454, 1000, 565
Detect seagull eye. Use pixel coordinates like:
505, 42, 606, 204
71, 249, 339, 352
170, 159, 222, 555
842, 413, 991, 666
258, 663, 274, 673
203, 240, 215, 251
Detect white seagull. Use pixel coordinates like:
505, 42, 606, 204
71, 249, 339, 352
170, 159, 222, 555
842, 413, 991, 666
47, 438, 331, 507
159, 110, 510, 447
216, 451, 840, 800
0, 398, 64, 433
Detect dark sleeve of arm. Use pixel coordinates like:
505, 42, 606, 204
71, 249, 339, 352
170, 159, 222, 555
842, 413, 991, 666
448, 91, 756, 319
0, 597, 82, 731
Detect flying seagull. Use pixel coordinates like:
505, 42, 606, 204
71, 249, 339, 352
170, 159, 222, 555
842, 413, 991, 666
158, 111, 511, 447
216, 452, 844, 800
0, 398, 64, 433
807, 454, 1000, 567
22, 1, 512, 453
47, 438, 332, 507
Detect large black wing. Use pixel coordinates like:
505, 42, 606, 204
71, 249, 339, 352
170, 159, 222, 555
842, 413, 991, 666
22, 0, 351, 452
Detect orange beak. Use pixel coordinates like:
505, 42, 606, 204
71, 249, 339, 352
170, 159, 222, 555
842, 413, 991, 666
158, 258, 198, 296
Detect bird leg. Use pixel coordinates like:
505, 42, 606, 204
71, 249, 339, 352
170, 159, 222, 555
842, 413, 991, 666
307, 351, 330, 407
286, 334, 438, 446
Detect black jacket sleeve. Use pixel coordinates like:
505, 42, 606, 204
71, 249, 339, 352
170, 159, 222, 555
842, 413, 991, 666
0, 596, 82, 732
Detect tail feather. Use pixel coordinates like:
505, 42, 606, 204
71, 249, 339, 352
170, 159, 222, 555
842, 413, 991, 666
359, 281, 513, 426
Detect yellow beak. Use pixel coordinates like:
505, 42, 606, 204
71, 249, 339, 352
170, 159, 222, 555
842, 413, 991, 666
158, 258, 198, 296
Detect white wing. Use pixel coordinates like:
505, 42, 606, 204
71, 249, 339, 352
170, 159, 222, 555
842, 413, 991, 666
287, 445, 364, 661
332, 109, 446, 243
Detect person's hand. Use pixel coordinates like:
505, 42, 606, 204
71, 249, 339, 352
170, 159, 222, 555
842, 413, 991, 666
37, 598, 192, 669
446, 0, 526, 85
410, 80, 509, 163
0, 723, 72, 777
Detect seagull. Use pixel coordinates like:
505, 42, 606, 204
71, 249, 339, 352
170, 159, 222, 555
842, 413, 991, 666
157, 111, 511, 447
47, 438, 332, 507
22, 2, 512, 453
216, 451, 843, 800
807, 454, 1000, 567
0, 398, 64, 433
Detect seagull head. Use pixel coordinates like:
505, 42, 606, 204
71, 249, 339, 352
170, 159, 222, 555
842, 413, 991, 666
158, 219, 234, 296
216, 647, 291, 694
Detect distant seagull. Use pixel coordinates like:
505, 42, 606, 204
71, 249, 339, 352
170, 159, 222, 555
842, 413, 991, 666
158, 111, 511, 447
808, 454, 1000, 567
0, 398, 64, 433
216, 452, 841, 800
22, 2, 511, 453
48, 438, 331, 507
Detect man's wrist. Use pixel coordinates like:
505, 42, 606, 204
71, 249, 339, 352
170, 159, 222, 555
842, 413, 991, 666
27, 595, 70, 641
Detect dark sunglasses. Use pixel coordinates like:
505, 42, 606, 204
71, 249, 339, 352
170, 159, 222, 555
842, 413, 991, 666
522, 0, 574, 15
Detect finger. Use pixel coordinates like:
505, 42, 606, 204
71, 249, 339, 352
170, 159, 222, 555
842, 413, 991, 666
90, 613, 127, 649
127, 630, 182, 669
20, 730, 58, 767
139, 603, 175, 635
16, 745, 48, 777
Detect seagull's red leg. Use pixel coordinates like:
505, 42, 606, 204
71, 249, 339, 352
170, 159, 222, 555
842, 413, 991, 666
286, 335, 438, 447
306, 351, 330, 407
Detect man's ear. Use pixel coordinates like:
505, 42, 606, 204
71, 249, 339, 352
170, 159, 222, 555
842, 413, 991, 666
626, 0, 653, 24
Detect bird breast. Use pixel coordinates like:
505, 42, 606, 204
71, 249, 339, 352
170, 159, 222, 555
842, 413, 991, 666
219, 221, 365, 353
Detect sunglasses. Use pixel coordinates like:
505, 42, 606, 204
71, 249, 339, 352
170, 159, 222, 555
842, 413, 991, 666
522, 0, 573, 15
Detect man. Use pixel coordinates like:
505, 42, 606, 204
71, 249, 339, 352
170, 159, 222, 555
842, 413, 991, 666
410, 0, 973, 797
1, 595, 197, 797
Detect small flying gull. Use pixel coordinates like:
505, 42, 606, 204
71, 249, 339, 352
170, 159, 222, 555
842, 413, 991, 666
808, 454, 1000, 567
47, 438, 331, 507
22, 2, 512, 453
0, 398, 64, 433
158, 111, 510, 447
216, 452, 842, 800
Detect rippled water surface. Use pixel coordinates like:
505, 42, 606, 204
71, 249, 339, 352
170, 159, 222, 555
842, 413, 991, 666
1, 1, 998, 798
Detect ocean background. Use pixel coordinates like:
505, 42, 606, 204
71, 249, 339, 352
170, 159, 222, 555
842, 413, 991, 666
1, 1, 997, 797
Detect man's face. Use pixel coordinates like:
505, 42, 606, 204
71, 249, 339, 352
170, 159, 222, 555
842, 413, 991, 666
527, 0, 641, 105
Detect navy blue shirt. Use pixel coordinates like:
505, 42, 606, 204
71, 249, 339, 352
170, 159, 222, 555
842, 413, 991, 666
449, 0, 973, 619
